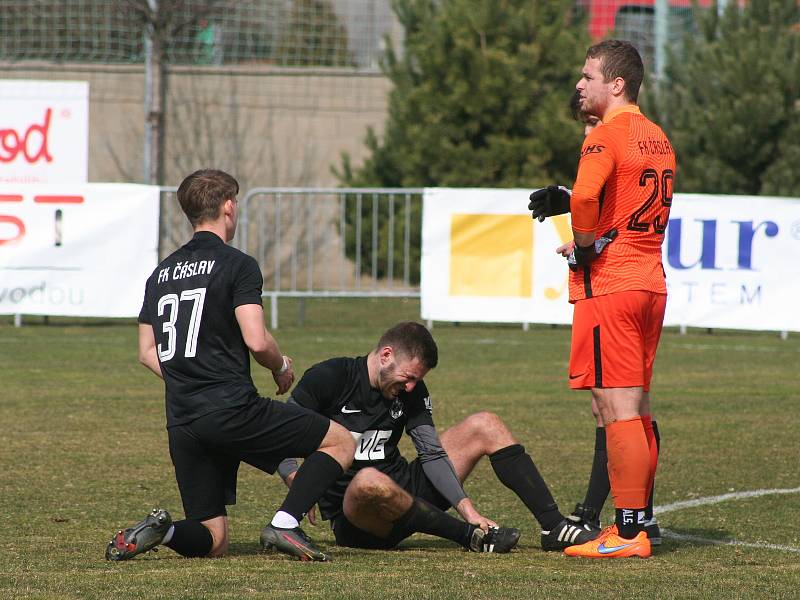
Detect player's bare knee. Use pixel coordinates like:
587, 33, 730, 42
208, 536, 229, 558
202, 520, 228, 558
470, 411, 516, 448
349, 468, 394, 503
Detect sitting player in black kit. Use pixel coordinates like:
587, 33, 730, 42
276, 322, 599, 553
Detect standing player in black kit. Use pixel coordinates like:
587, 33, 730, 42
105, 169, 355, 562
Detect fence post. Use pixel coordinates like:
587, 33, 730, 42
270, 293, 279, 330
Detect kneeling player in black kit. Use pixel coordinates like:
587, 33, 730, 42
105, 169, 355, 562
277, 322, 598, 553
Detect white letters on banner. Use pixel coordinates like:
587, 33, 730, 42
420, 188, 800, 332
0, 80, 89, 184
0, 183, 160, 318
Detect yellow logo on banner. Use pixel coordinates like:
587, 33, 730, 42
449, 214, 532, 297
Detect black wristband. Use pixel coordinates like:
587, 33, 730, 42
572, 243, 598, 266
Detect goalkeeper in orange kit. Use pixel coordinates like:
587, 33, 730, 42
527, 40, 676, 558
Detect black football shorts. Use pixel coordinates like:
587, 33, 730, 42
168, 396, 329, 521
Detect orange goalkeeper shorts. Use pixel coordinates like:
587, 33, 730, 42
568, 290, 667, 391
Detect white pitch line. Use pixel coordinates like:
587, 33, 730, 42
654, 487, 800, 554
662, 529, 800, 554
655, 486, 800, 514
666, 342, 799, 353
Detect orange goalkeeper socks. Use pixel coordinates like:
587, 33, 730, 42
641, 414, 659, 517
606, 416, 650, 537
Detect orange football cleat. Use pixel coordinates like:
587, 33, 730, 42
563, 525, 651, 558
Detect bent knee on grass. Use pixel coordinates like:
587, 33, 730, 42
461, 411, 517, 449
201, 517, 229, 558
348, 468, 401, 503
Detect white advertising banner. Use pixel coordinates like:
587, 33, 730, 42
420, 188, 800, 332
0, 80, 89, 184
0, 183, 160, 318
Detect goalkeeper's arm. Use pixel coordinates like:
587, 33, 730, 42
566, 229, 618, 271
527, 185, 571, 222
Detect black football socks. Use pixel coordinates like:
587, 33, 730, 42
392, 497, 473, 548
583, 427, 611, 514
278, 451, 343, 522
616, 508, 647, 539
489, 444, 563, 531
165, 519, 213, 557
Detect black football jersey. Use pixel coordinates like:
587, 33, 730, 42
139, 231, 263, 426
291, 355, 434, 520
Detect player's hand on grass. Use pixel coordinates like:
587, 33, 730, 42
272, 355, 294, 395
456, 498, 497, 533
528, 185, 571, 222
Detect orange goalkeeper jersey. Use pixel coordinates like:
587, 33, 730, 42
568, 105, 676, 302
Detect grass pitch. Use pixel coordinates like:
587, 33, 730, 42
1, 298, 798, 599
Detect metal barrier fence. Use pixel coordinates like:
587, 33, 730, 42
159, 187, 423, 328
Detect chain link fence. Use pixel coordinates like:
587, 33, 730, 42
158, 186, 422, 328
1, 1, 719, 73
0, 0, 398, 69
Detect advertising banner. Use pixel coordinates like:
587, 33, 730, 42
0, 80, 89, 184
420, 188, 800, 332
0, 183, 160, 318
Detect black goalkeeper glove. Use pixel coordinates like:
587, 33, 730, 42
528, 185, 571, 222
567, 229, 618, 271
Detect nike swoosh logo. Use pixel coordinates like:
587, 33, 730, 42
598, 541, 635, 554
341, 407, 362, 414
568, 373, 584, 380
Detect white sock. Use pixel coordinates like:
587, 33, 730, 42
161, 524, 175, 545
270, 510, 300, 529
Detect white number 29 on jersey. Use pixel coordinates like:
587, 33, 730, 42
156, 288, 207, 362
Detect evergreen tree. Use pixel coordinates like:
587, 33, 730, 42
276, 0, 354, 67
337, 0, 589, 282
656, 0, 800, 196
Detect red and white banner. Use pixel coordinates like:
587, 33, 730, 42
421, 188, 800, 332
0, 80, 89, 184
0, 183, 159, 317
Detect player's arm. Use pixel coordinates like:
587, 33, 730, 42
137, 323, 163, 379
235, 303, 293, 394
569, 130, 618, 260
233, 257, 293, 394
409, 424, 497, 531
409, 424, 467, 507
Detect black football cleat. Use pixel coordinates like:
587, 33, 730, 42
567, 502, 601, 528
644, 517, 662, 546
106, 508, 172, 561
541, 518, 601, 552
468, 526, 521, 553
260, 524, 331, 562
